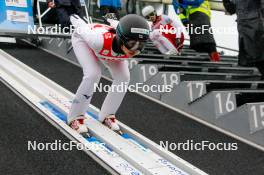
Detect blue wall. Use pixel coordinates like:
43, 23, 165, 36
0, 0, 34, 33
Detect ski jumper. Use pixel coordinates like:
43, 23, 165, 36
150, 15, 185, 54
69, 16, 130, 123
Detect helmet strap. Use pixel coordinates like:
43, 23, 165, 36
112, 36, 124, 54
129, 41, 140, 51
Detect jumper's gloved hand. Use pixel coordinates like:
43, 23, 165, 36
103, 13, 119, 28
176, 38, 183, 53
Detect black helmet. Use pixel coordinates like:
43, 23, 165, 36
116, 14, 150, 52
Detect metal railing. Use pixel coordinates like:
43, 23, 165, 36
36, 0, 92, 27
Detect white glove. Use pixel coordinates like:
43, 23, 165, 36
106, 19, 119, 29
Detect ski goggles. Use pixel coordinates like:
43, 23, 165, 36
145, 12, 156, 20
124, 40, 146, 52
